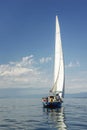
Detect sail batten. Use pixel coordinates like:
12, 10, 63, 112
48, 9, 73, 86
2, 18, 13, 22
51, 16, 65, 98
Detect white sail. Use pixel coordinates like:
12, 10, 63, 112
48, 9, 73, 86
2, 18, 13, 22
51, 16, 65, 98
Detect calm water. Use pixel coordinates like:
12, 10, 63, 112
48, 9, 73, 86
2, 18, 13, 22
0, 98, 87, 130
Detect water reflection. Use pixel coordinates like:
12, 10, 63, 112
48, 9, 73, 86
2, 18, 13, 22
43, 107, 67, 130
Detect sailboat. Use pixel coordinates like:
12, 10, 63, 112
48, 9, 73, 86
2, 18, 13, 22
42, 16, 65, 108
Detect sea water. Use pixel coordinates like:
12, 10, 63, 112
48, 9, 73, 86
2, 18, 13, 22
0, 98, 87, 130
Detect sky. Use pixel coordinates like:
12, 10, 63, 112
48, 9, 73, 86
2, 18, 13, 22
0, 0, 87, 95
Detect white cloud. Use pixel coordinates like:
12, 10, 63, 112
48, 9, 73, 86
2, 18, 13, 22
0, 55, 52, 88
66, 61, 80, 68
9, 55, 34, 67
39, 57, 52, 64
0, 55, 34, 77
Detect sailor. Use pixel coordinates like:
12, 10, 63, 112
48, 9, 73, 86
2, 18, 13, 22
56, 94, 63, 102
49, 96, 54, 102
56, 94, 61, 102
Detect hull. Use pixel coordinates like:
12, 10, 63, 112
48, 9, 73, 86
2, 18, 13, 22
43, 101, 62, 108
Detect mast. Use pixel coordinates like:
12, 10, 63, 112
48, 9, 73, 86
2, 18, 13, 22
51, 16, 65, 98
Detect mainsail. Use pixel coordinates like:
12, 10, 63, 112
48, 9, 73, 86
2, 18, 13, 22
51, 16, 65, 98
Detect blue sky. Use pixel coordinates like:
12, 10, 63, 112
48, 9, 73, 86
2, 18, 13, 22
0, 0, 87, 94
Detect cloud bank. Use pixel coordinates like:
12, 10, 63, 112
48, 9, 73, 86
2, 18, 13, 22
0, 55, 52, 88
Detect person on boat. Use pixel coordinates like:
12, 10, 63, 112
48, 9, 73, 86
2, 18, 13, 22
56, 94, 63, 102
56, 94, 61, 102
48, 96, 54, 103
42, 97, 48, 102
